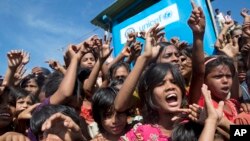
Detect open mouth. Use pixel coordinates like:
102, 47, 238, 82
0, 112, 11, 119
165, 93, 178, 105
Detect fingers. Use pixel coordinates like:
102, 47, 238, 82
217, 101, 224, 114
41, 112, 80, 132
190, 0, 197, 9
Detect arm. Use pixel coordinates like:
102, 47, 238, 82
114, 23, 164, 112
214, 20, 234, 50
2, 50, 23, 88
46, 60, 66, 74
83, 36, 113, 97
188, 2, 206, 104
50, 45, 84, 104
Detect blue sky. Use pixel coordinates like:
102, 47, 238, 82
0, 0, 249, 76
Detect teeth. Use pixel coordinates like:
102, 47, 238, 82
0, 113, 11, 116
166, 94, 176, 99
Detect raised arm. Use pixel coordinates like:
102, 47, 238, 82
50, 45, 84, 104
114, 23, 164, 112
188, 2, 206, 104
83, 35, 113, 97
2, 50, 24, 88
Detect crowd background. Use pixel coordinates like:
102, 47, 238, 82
0, 1, 250, 141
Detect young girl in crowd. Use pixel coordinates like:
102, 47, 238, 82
91, 87, 128, 141
20, 73, 46, 99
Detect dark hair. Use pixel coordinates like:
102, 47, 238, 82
20, 73, 46, 95
30, 104, 89, 140
205, 55, 236, 78
10, 87, 37, 104
154, 42, 178, 62
108, 62, 130, 81
92, 87, 125, 133
21, 74, 46, 88
41, 71, 64, 97
180, 45, 193, 59
109, 78, 125, 90
138, 63, 187, 124
172, 121, 203, 141
0, 86, 15, 107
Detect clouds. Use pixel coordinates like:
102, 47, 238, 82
0, 0, 115, 76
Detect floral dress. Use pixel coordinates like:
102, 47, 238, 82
120, 123, 171, 141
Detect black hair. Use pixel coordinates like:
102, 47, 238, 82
20, 73, 45, 89
41, 71, 64, 97
180, 45, 193, 59
92, 87, 126, 133
138, 63, 187, 124
154, 42, 177, 62
108, 78, 125, 90
30, 104, 90, 140
205, 55, 236, 78
172, 121, 203, 141
0, 86, 15, 107
9, 87, 37, 104
108, 62, 130, 81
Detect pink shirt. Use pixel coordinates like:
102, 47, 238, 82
120, 123, 171, 141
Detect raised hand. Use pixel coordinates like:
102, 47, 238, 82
7, 50, 23, 69
241, 8, 250, 37
21, 51, 30, 65
46, 60, 60, 70
215, 34, 239, 58
144, 23, 165, 59
41, 112, 85, 141
97, 35, 113, 62
13, 64, 26, 86
188, 1, 206, 34
222, 20, 234, 30
201, 84, 224, 124
17, 103, 40, 120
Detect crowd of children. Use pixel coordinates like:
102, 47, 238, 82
0, 1, 250, 141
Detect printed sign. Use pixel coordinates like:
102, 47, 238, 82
120, 4, 179, 44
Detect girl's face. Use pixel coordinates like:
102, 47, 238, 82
24, 79, 39, 96
101, 110, 127, 135
205, 64, 233, 101
0, 94, 15, 128
157, 45, 180, 65
153, 71, 182, 113
180, 54, 192, 78
16, 96, 33, 114
113, 66, 129, 80
80, 52, 96, 69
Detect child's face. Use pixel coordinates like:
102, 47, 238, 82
0, 94, 15, 128
153, 71, 182, 113
24, 79, 40, 96
101, 110, 127, 136
113, 66, 129, 80
16, 96, 33, 113
205, 64, 233, 101
157, 45, 180, 65
80, 52, 96, 69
